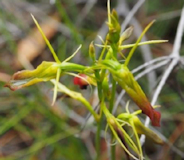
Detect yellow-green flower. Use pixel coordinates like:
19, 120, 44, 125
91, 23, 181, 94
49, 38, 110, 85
98, 59, 161, 126
5, 61, 86, 91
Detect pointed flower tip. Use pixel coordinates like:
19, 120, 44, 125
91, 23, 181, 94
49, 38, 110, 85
4, 71, 27, 91
4, 83, 18, 91
30, 14, 36, 21
51, 100, 55, 106
151, 19, 156, 23
151, 110, 161, 127
141, 104, 161, 127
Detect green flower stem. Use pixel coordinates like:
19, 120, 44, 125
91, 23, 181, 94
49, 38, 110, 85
109, 79, 116, 113
111, 144, 116, 160
94, 71, 103, 100
109, 79, 116, 160
95, 111, 104, 160
95, 101, 110, 160
100, 45, 118, 160
102, 105, 125, 160
101, 103, 115, 160
109, 77, 117, 160
94, 69, 105, 160
79, 96, 100, 122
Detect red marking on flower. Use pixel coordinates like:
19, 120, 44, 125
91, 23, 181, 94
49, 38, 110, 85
73, 74, 89, 89
152, 110, 161, 127
135, 100, 161, 127
133, 98, 161, 127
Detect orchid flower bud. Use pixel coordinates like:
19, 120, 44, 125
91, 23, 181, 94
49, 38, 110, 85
119, 26, 134, 44
132, 116, 163, 144
106, 9, 121, 44
103, 104, 142, 160
89, 42, 96, 62
99, 59, 161, 127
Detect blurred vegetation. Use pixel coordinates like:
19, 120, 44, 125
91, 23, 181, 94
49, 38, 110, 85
0, 0, 184, 160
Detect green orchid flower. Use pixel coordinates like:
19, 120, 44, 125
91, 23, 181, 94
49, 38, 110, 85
98, 59, 161, 126
103, 102, 163, 160
102, 102, 142, 160
5, 15, 90, 105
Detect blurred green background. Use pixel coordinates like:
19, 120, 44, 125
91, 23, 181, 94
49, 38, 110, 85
0, 0, 184, 159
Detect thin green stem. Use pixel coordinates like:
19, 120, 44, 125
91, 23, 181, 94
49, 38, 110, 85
111, 143, 116, 160
109, 79, 116, 113
79, 97, 100, 122
95, 74, 105, 160
94, 71, 103, 100
95, 111, 104, 160
101, 103, 116, 160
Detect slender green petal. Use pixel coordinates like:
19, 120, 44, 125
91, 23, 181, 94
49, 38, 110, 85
119, 40, 168, 50
63, 45, 82, 63
125, 20, 155, 66
31, 14, 61, 63
107, 0, 111, 24
130, 120, 143, 160
51, 80, 99, 121
52, 68, 61, 106
109, 125, 139, 160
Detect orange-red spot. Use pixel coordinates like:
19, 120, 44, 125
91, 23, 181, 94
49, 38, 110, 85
73, 74, 88, 89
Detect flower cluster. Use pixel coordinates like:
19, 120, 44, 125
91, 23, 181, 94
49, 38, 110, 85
5, 0, 167, 159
